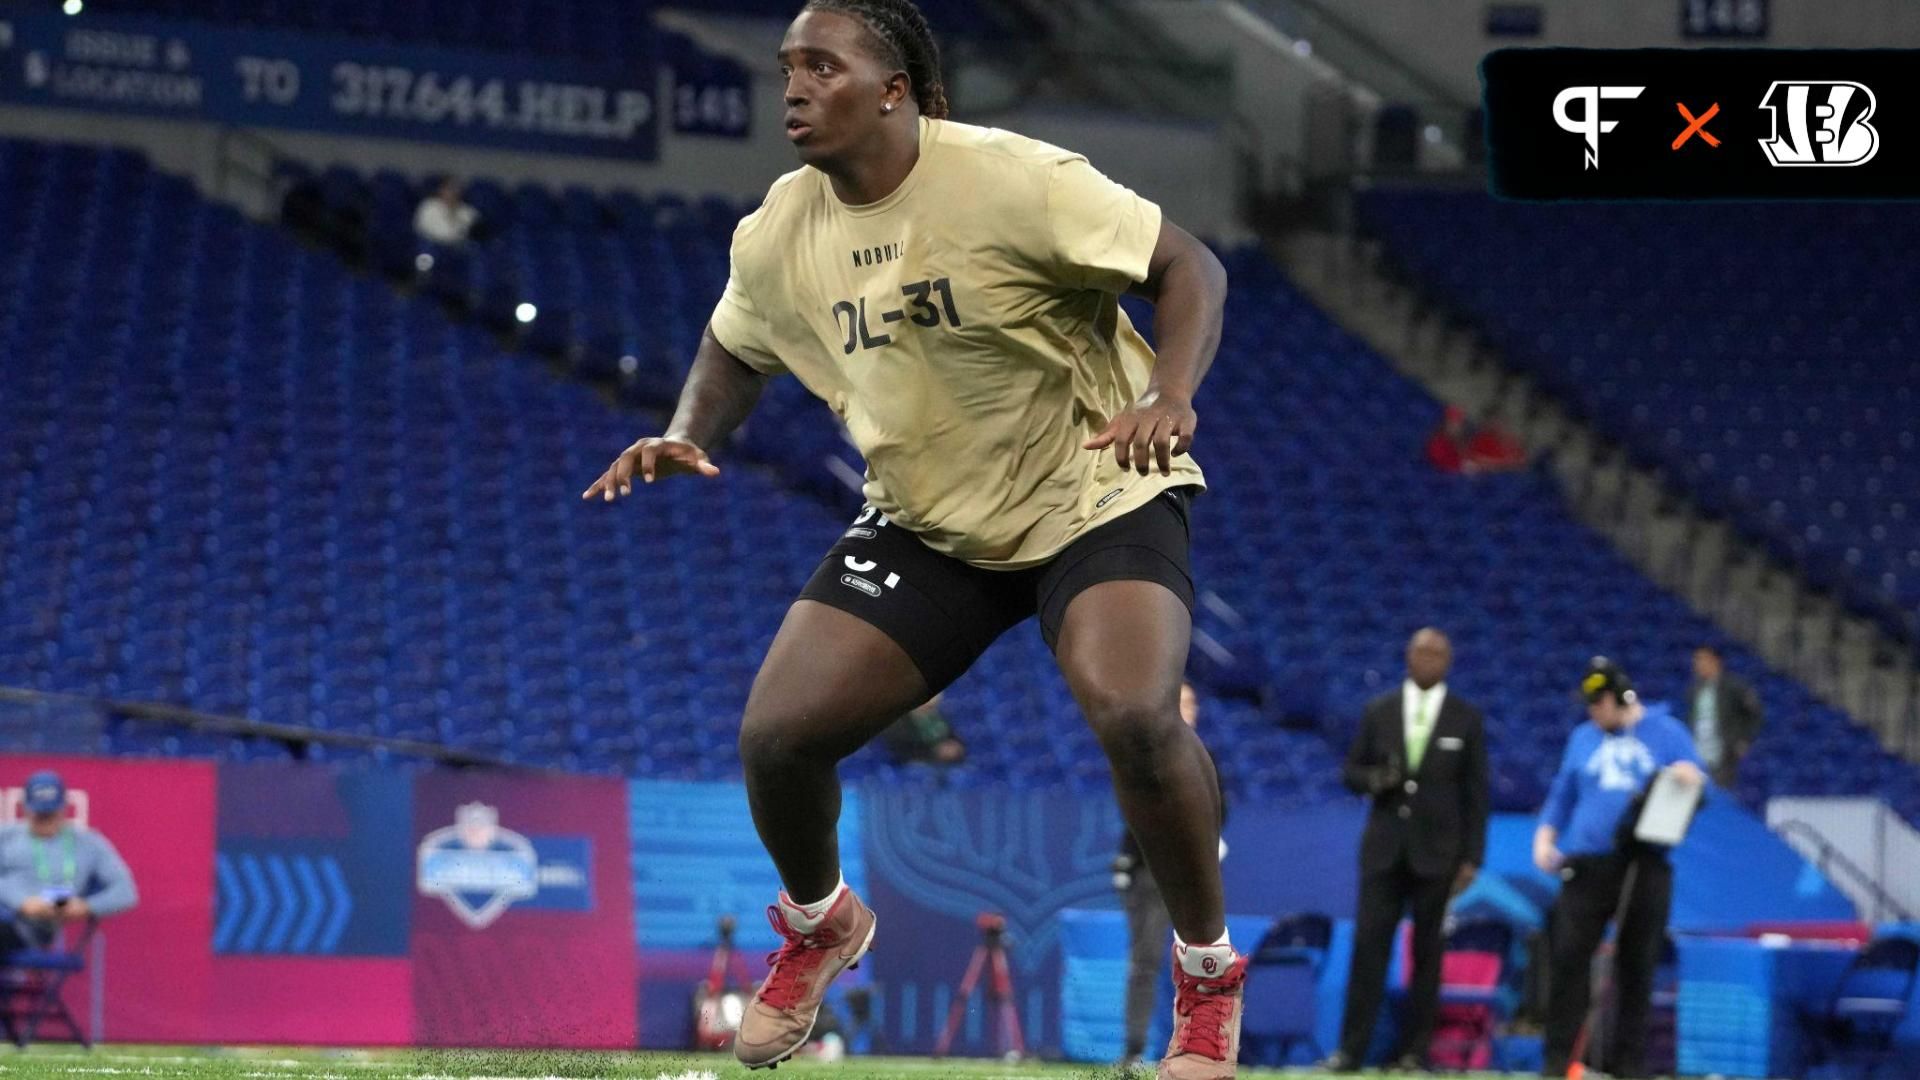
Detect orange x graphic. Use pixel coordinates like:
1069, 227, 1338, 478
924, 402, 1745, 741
1673, 102, 1721, 149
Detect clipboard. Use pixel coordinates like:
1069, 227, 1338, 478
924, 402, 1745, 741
1631, 765, 1705, 847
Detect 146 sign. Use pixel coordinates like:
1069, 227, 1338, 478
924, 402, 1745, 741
1682, 0, 1768, 39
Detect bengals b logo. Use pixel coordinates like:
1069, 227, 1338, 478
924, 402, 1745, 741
1758, 81, 1880, 166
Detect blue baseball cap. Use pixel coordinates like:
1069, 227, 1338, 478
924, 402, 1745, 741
22, 771, 66, 815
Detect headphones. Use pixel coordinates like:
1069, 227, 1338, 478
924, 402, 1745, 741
1581, 656, 1637, 705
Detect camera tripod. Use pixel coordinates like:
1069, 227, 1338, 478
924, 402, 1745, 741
933, 912, 1026, 1060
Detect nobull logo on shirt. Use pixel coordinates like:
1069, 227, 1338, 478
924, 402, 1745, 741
416, 802, 593, 929
850, 240, 907, 268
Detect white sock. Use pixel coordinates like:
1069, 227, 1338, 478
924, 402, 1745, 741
1175, 929, 1235, 978
779, 875, 847, 933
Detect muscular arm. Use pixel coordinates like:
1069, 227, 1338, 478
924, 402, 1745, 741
581, 326, 770, 499
1127, 220, 1227, 402
1088, 221, 1227, 474
665, 326, 771, 449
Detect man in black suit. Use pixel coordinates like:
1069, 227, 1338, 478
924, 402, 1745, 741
1323, 628, 1490, 1072
1684, 645, 1764, 789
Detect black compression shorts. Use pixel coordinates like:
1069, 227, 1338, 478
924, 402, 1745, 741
795, 486, 1198, 692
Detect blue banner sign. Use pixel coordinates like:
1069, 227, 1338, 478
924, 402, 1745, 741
669, 50, 750, 139
0, 12, 660, 159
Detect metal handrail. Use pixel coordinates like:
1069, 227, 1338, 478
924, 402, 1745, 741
1773, 818, 1914, 924
0, 685, 515, 770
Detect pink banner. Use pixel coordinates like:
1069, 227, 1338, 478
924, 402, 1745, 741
206, 957, 412, 1045
1, 754, 217, 1042
1, 754, 639, 1049
409, 770, 637, 1048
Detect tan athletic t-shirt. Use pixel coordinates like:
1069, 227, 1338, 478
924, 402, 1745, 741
708, 117, 1206, 570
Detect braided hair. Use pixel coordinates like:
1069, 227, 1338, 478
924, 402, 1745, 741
801, 0, 950, 119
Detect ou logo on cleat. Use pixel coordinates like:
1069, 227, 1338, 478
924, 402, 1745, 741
1202, 956, 1218, 975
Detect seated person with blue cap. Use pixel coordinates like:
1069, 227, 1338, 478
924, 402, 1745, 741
0, 771, 138, 955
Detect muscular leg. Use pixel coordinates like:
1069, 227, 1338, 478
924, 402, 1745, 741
739, 599, 930, 901
1054, 580, 1224, 943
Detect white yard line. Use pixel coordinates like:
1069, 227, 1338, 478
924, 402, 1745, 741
2, 1053, 385, 1060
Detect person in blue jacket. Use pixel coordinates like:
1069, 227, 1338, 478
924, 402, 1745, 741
1533, 659, 1704, 1079
0, 771, 138, 954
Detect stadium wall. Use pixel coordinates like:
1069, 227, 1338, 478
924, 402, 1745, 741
1255, 0, 1920, 107
1768, 796, 1920, 923
0, 9, 1245, 236
0, 754, 1858, 1055
0, 101, 1242, 239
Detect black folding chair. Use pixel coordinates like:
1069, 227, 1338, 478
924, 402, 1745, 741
1239, 912, 1334, 1066
0, 920, 97, 1048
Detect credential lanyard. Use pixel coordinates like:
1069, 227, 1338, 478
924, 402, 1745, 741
32, 830, 77, 887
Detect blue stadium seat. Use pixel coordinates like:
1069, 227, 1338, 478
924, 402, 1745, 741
2, 138, 1917, 822
1363, 189, 1920, 646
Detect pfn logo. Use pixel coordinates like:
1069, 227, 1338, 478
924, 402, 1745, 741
1758, 81, 1879, 166
1553, 85, 1645, 169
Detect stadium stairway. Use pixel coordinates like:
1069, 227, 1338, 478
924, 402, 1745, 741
1348, 193, 1920, 748
1275, 220, 1920, 794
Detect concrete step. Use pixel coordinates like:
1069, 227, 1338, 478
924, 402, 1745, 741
1273, 228, 1919, 767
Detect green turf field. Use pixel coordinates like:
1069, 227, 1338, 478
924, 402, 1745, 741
0, 1046, 1505, 1079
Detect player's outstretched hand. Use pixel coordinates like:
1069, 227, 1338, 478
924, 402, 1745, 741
1084, 391, 1197, 476
581, 436, 720, 501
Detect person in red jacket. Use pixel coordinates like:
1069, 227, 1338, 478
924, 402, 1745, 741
1426, 405, 1526, 474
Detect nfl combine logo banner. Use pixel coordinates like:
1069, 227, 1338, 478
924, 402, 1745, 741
1483, 49, 1920, 199
416, 802, 594, 928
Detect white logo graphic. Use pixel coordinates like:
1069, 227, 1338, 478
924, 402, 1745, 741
1758, 81, 1879, 166
417, 803, 538, 929
1585, 737, 1656, 793
1553, 85, 1646, 169
839, 555, 900, 595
